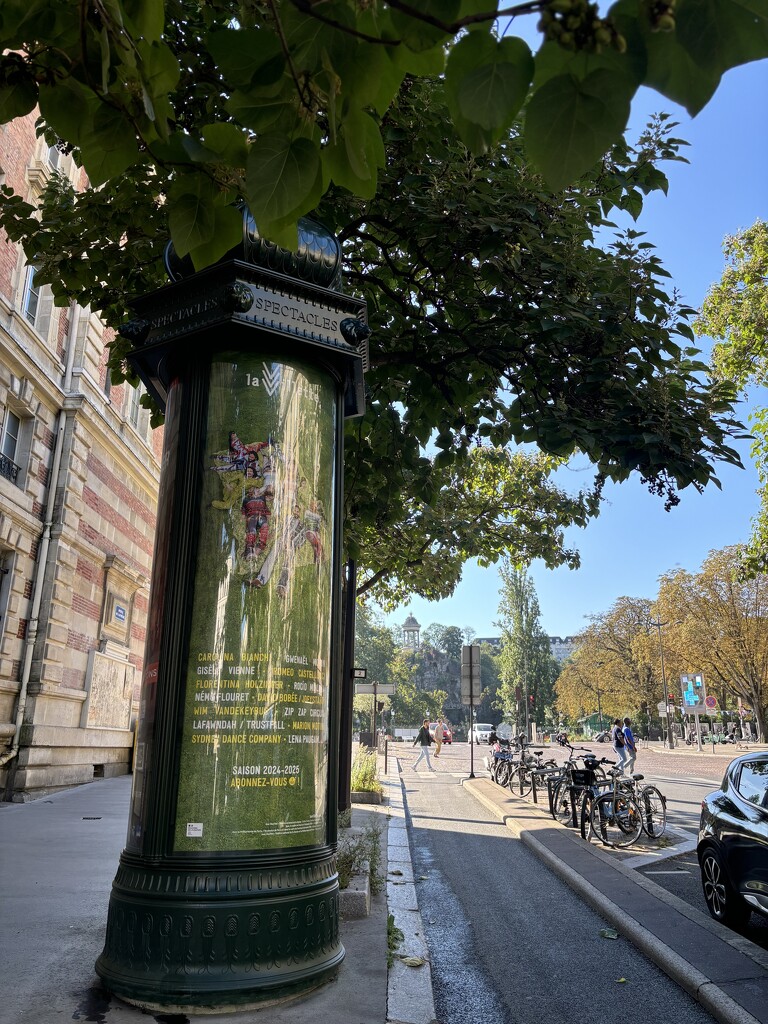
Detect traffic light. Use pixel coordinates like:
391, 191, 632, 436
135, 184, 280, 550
529, 695, 535, 707
377, 701, 384, 712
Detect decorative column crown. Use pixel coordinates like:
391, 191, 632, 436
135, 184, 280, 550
164, 208, 343, 292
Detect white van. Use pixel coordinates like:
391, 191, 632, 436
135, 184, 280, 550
467, 723, 493, 744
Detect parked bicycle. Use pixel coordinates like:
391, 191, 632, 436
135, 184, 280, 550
616, 773, 667, 838
550, 748, 609, 827
580, 766, 643, 848
489, 740, 516, 786
508, 741, 557, 798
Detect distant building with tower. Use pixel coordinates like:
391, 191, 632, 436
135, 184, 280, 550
401, 613, 421, 650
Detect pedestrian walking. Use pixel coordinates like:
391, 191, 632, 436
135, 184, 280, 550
412, 719, 435, 771
611, 718, 629, 774
433, 717, 445, 757
622, 717, 637, 774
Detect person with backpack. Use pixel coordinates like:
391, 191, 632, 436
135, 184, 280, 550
611, 718, 629, 773
622, 717, 637, 774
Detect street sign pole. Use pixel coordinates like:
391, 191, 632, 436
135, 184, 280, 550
461, 645, 481, 778
471, 644, 476, 778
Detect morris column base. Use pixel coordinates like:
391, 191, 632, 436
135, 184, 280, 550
95, 851, 343, 1011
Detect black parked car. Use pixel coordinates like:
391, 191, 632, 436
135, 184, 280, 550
698, 751, 768, 928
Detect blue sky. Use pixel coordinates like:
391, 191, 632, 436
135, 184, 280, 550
382, 58, 768, 641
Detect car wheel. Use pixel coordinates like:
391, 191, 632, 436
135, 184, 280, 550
700, 847, 750, 927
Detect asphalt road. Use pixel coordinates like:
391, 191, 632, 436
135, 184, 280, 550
406, 740, 768, 957
402, 758, 718, 1024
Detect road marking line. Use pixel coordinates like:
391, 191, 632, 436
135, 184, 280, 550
644, 869, 691, 874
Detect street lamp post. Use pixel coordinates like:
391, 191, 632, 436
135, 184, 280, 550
650, 619, 674, 749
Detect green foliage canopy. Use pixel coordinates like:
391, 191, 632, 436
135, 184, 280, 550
1, 0, 767, 262
0, 32, 750, 608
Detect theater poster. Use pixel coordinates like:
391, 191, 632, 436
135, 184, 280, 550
173, 352, 336, 852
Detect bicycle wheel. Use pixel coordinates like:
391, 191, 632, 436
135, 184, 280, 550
590, 793, 643, 848
552, 781, 574, 826
495, 760, 511, 787
579, 790, 595, 840
510, 765, 532, 798
639, 785, 667, 837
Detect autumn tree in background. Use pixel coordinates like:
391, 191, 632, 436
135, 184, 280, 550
556, 597, 659, 728
656, 545, 768, 740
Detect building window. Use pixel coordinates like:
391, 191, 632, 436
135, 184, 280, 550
46, 145, 61, 171
22, 266, 41, 326
0, 410, 21, 483
128, 385, 142, 428
0, 551, 12, 641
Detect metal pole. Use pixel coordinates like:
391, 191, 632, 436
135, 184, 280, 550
338, 559, 356, 813
469, 645, 475, 779
651, 619, 674, 749
597, 682, 603, 731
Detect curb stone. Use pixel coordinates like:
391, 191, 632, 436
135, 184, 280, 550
339, 860, 370, 919
382, 757, 438, 1024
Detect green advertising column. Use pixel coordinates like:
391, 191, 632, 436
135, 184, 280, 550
96, 216, 367, 1011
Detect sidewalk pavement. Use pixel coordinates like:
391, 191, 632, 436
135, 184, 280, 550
2, 754, 767, 1024
0, 758, 435, 1024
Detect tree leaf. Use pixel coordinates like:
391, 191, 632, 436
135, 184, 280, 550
167, 174, 220, 256
446, 33, 533, 132
343, 109, 385, 183
322, 142, 378, 199
186, 201, 244, 271
226, 90, 295, 133
524, 70, 633, 190
611, 0, 720, 114
123, 0, 165, 41
677, 0, 768, 73
246, 135, 321, 223
80, 107, 142, 186
0, 61, 37, 121
398, 955, 427, 967
207, 27, 284, 89
201, 123, 248, 166
38, 77, 98, 147
390, 1, 460, 52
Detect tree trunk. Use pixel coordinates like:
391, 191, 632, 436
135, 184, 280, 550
752, 697, 766, 743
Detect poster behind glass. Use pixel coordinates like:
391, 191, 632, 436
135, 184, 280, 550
174, 353, 336, 852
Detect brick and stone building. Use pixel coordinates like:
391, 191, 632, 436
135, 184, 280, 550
0, 115, 162, 800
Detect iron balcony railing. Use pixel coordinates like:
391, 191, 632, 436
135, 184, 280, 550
0, 452, 20, 484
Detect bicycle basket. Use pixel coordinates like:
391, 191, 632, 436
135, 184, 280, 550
570, 768, 596, 787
